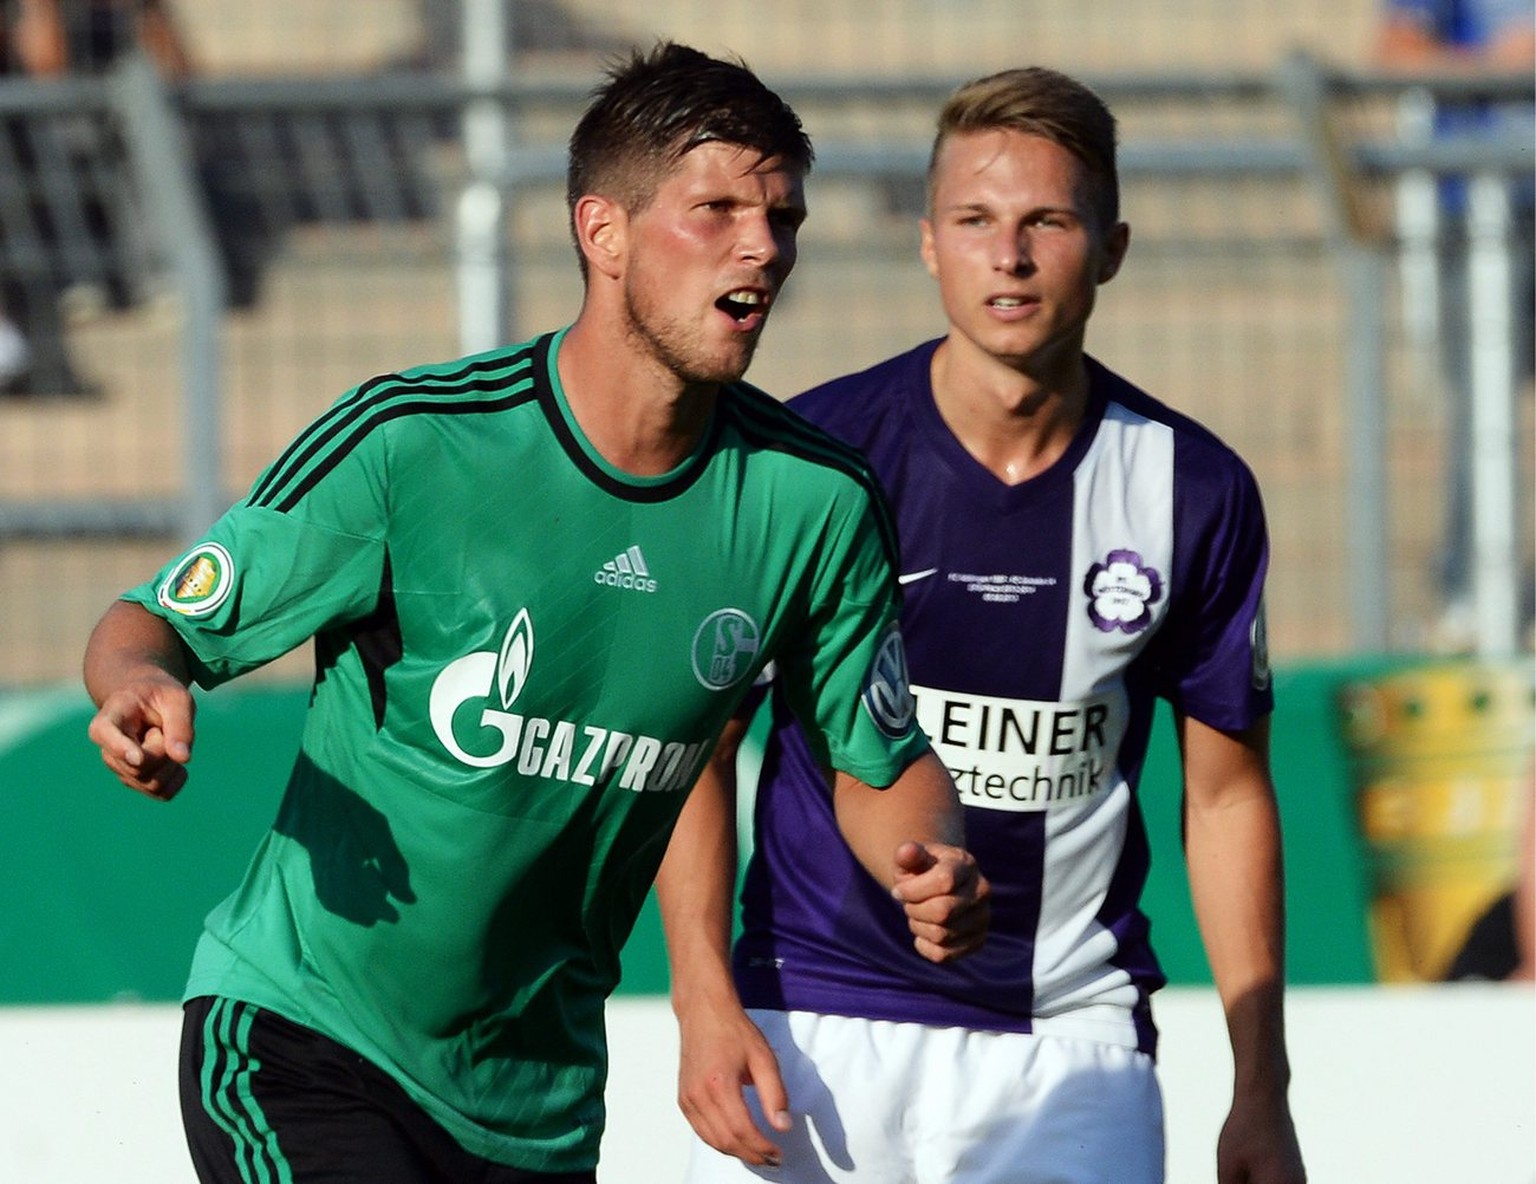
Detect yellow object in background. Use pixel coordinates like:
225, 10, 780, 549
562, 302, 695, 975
1337, 660, 1535, 982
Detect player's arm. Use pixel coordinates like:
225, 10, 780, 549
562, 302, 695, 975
83, 599, 197, 802
138, 0, 196, 79
781, 479, 988, 960
12, 0, 69, 76
1179, 713, 1306, 1184
656, 712, 791, 1168
832, 749, 990, 963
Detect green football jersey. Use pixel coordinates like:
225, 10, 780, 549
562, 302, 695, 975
124, 329, 926, 1172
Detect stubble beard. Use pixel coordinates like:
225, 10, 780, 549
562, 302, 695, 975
621, 276, 760, 388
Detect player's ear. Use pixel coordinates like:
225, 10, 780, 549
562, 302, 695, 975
573, 193, 628, 280
1097, 221, 1130, 284
919, 218, 940, 280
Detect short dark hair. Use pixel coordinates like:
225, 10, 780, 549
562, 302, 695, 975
566, 42, 813, 268
928, 67, 1120, 230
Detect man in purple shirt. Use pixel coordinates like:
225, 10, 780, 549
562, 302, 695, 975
657, 66, 1307, 1184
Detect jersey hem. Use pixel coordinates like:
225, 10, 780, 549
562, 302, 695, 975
735, 976, 1154, 1055
744, 1004, 1148, 1056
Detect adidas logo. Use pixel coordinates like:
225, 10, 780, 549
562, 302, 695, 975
594, 544, 658, 593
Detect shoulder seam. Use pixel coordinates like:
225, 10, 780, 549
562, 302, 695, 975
727, 386, 902, 580
250, 351, 538, 513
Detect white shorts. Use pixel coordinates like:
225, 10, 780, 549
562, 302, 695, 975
684, 1009, 1165, 1184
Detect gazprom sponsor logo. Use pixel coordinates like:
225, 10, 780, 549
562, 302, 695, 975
428, 611, 705, 792
495, 608, 534, 709
912, 684, 1125, 812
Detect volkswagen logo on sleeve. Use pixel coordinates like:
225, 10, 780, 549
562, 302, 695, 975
861, 625, 917, 738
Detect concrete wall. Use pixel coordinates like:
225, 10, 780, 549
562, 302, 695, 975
1, 986, 1531, 1183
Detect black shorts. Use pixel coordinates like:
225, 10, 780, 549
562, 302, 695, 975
180, 996, 598, 1184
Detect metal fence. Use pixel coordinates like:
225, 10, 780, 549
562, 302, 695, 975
0, 35, 1531, 685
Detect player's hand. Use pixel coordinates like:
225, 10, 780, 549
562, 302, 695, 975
891, 841, 990, 963
1217, 1088, 1306, 1184
87, 674, 196, 801
676, 1001, 791, 1168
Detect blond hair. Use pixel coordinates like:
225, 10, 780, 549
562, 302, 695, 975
928, 67, 1120, 229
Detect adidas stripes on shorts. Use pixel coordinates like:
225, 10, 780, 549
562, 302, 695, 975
180, 996, 597, 1184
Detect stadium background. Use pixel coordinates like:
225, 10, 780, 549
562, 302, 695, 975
0, 1, 1531, 1181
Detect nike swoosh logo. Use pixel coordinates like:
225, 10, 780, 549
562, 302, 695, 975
898, 568, 939, 585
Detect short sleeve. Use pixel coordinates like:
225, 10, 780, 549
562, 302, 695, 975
1153, 445, 1274, 732
121, 408, 392, 688
771, 483, 930, 787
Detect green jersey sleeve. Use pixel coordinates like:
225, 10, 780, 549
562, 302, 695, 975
121, 403, 392, 688
773, 482, 927, 789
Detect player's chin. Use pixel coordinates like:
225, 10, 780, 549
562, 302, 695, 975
700, 328, 765, 382
678, 353, 752, 386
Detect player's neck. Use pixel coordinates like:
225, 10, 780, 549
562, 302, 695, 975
556, 320, 717, 477
929, 336, 1090, 486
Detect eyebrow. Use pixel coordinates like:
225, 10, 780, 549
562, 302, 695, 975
941, 200, 1079, 218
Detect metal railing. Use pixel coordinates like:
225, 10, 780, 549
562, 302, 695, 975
0, 53, 1530, 668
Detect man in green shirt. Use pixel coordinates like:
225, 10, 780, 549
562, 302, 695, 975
83, 42, 989, 1184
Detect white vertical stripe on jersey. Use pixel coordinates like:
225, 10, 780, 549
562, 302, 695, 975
1033, 405, 1175, 1045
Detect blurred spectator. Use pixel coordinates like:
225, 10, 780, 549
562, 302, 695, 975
27, 0, 196, 304
0, 0, 117, 395
0, 0, 270, 398
40, 0, 273, 309
1377, 0, 1535, 73
1375, 0, 1536, 649
26, 0, 195, 78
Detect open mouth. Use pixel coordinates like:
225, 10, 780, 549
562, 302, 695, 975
717, 289, 769, 323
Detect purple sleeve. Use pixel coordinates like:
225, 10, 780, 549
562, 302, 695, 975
1154, 444, 1274, 732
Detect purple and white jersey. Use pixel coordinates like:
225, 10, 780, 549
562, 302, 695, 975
733, 340, 1273, 1057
